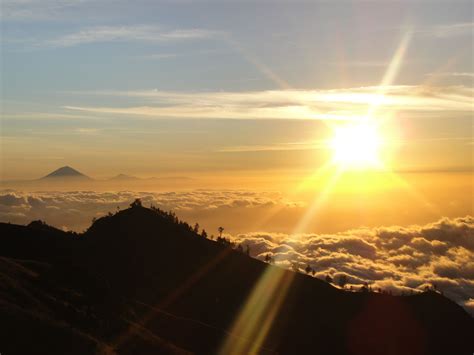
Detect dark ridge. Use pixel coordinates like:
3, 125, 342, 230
0, 203, 472, 355
27, 220, 74, 236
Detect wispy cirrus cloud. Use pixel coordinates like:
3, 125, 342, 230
413, 22, 474, 39
427, 22, 474, 38
329, 61, 389, 68
137, 48, 227, 61
63, 85, 474, 120
217, 141, 327, 153
427, 72, 474, 79
40, 25, 219, 47
139, 53, 179, 60
1, 0, 94, 21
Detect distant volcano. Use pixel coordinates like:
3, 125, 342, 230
109, 173, 139, 181
41, 166, 90, 179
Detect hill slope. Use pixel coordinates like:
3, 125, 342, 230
0, 204, 472, 354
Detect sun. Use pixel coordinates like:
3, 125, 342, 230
329, 120, 383, 170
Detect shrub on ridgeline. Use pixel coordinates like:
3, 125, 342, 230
338, 275, 348, 289
130, 198, 142, 208
292, 263, 299, 273
265, 254, 271, 263
216, 236, 234, 248
360, 282, 369, 293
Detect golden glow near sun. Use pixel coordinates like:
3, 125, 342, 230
329, 120, 383, 170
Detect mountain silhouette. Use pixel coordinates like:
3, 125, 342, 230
109, 173, 140, 181
0, 203, 472, 355
41, 166, 90, 179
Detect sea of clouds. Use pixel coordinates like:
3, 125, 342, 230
0, 189, 472, 314
0, 189, 294, 230
232, 217, 474, 315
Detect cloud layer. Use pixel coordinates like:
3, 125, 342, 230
0, 189, 298, 231
0, 189, 472, 314
64, 85, 474, 120
232, 217, 474, 315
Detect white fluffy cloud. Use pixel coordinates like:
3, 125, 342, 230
231, 217, 474, 315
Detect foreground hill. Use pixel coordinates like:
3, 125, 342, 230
0, 203, 472, 354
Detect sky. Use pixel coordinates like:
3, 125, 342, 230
1, 0, 472, 178
0, 0, 473, 312
1, 0, 473, 227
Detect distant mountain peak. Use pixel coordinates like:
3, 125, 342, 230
42, 166, 90, 179
109, 173, 139, 180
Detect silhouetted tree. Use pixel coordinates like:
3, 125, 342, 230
338, 275, 348, 289
305, 264, 312, 274
325, 274, 333, 284
311, 269, 316, 276
265, 254, 271, 263
216, 236, 234, 248
28, 220, 48, 228
291, 263, 299, 273
237, 244, 244, 253
245, 245, 250, 256
130, 198, 142, 208
193, 223, 200, 234
201, 229, 208, 239
360, 282, 369, 293
218, 226, 224, 238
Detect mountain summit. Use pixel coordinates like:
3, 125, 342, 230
41, 166, 90, 179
